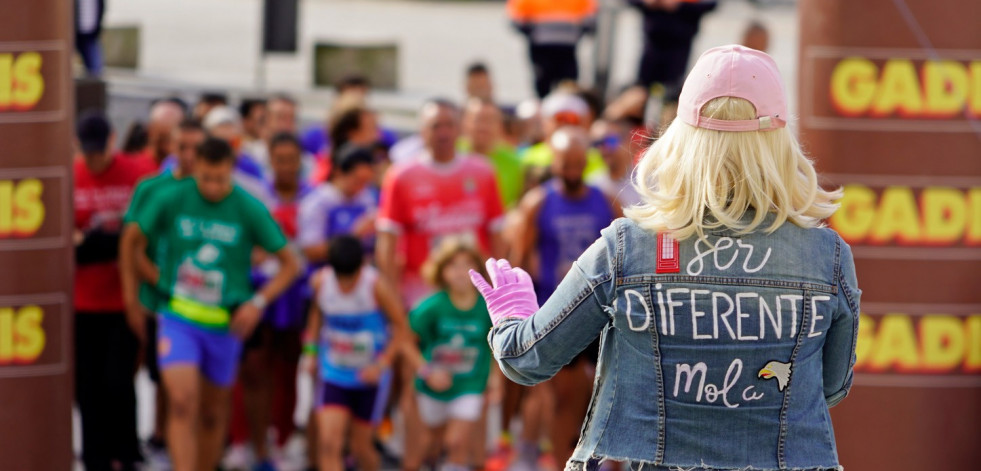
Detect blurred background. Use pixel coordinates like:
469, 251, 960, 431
0, 0, 978, 470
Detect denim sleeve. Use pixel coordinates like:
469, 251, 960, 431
488, 221, 618, 386
823, 238, 861, 407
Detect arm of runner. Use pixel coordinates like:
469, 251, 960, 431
403, 299, 452, 391
376, 166, 407, 285
374, 276, 408, 369
375, 231, 400, 286
302, 276, 322, 376
232, 246, 299, 339
119, 223, 149, 343
298, 192, 330, 263
510, 186, 545, 268
489, 221, 618, 386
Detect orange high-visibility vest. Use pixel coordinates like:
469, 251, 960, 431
507, 0, 598, 25
508, 0, 598, 45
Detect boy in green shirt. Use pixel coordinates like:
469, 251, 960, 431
129, 137, 298, 471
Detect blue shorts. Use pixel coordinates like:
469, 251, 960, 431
157, 314, 243, 387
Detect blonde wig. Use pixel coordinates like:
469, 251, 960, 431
625, 97, 841, 240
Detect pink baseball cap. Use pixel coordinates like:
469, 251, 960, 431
677, 45, 787, 132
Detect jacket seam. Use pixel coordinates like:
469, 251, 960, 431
837, 271, 859, 314
617, 275, 836, 294
778, 289, 813, 468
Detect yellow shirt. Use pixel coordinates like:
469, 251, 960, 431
520, 142, 608, 180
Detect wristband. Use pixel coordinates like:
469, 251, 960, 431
303, 342, 317, 356
250, 293, 269, 311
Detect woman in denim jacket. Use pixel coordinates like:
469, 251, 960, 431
470, 45, 861, 471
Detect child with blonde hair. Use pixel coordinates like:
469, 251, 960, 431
408, 236, 501, 471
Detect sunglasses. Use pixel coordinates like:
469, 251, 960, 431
592, 135, 621, 149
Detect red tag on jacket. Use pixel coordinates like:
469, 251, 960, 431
656, 233, 680, 273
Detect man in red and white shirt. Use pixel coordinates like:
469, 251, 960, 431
73, 111, 153, 471
376, 100, 505, 471
376, 99, 506, 308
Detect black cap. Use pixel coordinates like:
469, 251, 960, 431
333, 143, 375, 174
77, 110, 111, 154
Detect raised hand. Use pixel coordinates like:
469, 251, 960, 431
469, 258, 540, 326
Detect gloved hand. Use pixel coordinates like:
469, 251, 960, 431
469, 258, 540, 326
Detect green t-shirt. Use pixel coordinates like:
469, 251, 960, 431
410, 291, 493, 401
520, 142, 608, 180
458, 140, 524, 209
134, 178, 288, 329
123, 172, 179, 313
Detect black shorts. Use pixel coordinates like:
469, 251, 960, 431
316, 381, 380, 423
241, 322, 303, 360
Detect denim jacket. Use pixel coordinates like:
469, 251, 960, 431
489, 216, 861, 471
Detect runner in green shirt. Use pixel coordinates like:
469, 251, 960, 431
407, 237, 499, 471
128, 137, 298, 471
412, 291, 493, 401
460, 98, 525, 209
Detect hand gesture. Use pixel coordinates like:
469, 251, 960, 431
469, 258, 540, 326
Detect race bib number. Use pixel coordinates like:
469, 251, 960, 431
324, 330, 376, 369
173, 257, 224, 305
432, 343, 478, 374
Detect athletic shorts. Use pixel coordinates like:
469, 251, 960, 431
416, 393, 483, 426
317, 381, 381, 423
157, 314, 243, 387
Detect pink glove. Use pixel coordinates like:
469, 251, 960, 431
469, 258, 540, 326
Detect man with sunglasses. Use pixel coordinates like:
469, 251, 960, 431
520, 92, 608, 184
588, 119, 641, 207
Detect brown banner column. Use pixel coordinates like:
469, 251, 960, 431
798, 0, 981, 469
0, 2, 75, 470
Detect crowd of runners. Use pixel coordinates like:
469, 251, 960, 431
74, 68, 655, 471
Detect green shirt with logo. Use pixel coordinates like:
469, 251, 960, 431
411, 291, 493, 401
458, 140, 524, 209
134, 178, 287, 329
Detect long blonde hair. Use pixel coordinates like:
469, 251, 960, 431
625, 97, 841, 240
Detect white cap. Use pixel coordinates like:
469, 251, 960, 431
541, 92, 589, 124
203, 105, 241, 131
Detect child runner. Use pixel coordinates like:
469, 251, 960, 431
408, 237, 501, 471
305, 235, 407, 471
